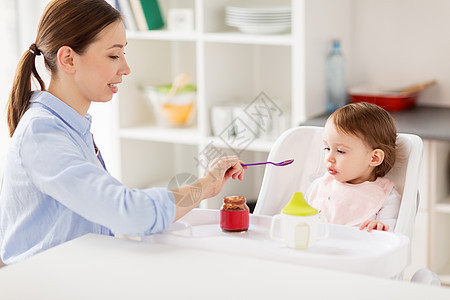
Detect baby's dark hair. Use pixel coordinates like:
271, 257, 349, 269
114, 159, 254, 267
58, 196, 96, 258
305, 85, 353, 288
329, 102, 397, 178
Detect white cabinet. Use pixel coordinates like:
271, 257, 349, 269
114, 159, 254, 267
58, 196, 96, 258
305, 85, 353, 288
427, 141, 450, 284
114, 0, 352, 209
404, 140, 450, 285
402, 139, 450, 285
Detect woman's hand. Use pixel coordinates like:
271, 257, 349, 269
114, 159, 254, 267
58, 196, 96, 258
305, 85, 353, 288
201, 156, 247, 199
359, 219, 389, 232
171, 156, 247, 221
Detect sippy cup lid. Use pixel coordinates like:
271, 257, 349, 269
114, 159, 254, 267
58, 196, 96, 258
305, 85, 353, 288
281, 192, 318, 216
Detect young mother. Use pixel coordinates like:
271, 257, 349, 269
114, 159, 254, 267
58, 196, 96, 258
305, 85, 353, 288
0, 0, 246, 264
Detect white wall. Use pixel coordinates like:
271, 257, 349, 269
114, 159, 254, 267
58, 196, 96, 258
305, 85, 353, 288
0, 0, 50, 174
0, 0, 19, 178
0, 0, 17, 269
350, 0, 450, 107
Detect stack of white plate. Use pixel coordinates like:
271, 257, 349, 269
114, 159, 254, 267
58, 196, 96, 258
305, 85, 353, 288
225, 3, 291, 34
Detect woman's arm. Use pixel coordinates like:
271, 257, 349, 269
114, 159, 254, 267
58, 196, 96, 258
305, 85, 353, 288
20, 118, 176, 235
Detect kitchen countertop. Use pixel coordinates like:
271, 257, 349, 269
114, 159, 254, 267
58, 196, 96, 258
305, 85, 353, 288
301, 105, 450, 141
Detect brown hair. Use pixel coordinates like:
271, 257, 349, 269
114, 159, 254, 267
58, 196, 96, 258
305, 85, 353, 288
7, 0, 121, 137
328, 102, 397, 178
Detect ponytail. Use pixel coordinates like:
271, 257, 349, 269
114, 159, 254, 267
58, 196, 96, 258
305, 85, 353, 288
7, 44, 46, 137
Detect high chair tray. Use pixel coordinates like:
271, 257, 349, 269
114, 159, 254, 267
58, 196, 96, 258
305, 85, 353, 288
142, 209, 410, 278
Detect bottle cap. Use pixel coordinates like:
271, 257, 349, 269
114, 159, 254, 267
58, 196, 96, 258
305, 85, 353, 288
281, 192, 318, 216
332, 39, 340, 49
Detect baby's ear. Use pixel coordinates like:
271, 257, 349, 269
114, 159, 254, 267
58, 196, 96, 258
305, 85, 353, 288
369, 149, 385, 167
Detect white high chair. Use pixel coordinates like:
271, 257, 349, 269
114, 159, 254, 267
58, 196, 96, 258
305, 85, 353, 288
253, 126, 439, 285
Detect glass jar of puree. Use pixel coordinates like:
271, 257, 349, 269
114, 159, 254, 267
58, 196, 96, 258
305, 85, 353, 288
220, 196, 249, 232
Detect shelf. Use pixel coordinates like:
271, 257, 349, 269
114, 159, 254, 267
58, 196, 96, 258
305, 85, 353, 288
125, 30, 293, 45
126, 30, 199, 41
119, 126, 201, 145
436, 197, 450, 214
203, 32, 293, 46
206, 136, 274, 153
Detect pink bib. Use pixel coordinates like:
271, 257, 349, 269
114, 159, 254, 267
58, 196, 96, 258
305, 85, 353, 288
308, 173, 394, 226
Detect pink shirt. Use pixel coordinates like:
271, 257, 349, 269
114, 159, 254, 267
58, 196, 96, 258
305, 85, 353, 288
307, 173, 396, 227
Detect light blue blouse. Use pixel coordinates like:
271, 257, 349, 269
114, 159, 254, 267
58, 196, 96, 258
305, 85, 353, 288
0, 91, 176, 264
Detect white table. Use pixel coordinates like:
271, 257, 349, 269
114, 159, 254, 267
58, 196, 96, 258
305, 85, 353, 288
0, 233, 449, 298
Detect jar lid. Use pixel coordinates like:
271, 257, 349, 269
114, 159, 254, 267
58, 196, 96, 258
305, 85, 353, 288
281, 192, 318, 216
224, 196, 245, 205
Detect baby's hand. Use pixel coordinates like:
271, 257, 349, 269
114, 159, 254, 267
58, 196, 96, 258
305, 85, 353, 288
359, 220, 389, 232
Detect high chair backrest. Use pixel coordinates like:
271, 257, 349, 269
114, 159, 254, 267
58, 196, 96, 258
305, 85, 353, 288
253, 126, 423, 240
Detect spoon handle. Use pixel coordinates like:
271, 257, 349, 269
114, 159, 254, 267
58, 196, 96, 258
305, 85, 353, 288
241, 162, 268, 167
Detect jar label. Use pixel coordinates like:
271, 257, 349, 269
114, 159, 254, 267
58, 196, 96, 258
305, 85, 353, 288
220, 209, 249, 231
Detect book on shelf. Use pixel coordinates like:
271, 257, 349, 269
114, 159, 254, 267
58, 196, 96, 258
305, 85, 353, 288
128, 0, 164, 31
115, 0, 138, 31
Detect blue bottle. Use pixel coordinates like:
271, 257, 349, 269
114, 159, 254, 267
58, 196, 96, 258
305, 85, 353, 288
326, 40, 347, 113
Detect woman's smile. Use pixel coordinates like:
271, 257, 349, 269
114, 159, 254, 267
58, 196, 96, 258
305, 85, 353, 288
107, 82, 119, 93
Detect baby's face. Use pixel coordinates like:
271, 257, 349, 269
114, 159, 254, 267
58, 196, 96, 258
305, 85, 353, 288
323, 120, 376, 184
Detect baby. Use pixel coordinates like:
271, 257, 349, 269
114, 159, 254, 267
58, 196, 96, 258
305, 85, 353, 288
306, 102, 401, 232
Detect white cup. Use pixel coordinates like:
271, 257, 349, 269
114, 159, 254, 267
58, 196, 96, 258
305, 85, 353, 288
270, 213, 328, 249
211, 105, 233, 136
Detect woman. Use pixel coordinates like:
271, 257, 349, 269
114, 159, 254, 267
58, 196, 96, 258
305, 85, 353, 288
0, 0, 246, 264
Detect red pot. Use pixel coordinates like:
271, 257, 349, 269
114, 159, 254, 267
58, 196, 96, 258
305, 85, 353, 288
350, 91, 418, 111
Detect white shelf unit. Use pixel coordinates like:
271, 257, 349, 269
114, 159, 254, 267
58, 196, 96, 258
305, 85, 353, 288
115, 0, 351, 208
427, 140, 450, 285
